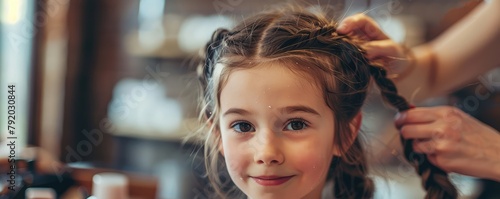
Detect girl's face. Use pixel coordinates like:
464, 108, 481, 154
218, 63, 339, 199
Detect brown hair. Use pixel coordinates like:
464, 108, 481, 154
195, 6, 457, 199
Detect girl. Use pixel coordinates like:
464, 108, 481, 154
194, 6, 458, 199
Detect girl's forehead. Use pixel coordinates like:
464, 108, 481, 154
219, 62, 326, 111
229, 60, 321, 80
224, 62, 319, 91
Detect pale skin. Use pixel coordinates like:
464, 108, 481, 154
337, 0, 500, 182
217, 63, 360, 199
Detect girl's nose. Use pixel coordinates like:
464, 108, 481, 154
252, 131, 284, 165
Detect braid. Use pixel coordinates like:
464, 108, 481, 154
262, 25, 347, 55
200, 28, 229, 86
199, 28, 229, 118
332, 139, 375, 199
298, 25, 337, 40
308, 35, 375, 199
369, 64, 458, 199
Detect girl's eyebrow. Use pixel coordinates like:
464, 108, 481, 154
222, 105, 321, 117
279, 105, 321, 116
223, 108, 251, 117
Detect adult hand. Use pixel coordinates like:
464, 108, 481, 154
395, 106, 500, 181
337, 13, 413, 80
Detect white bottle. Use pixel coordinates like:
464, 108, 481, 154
91, 172, 129, 199
26, 188, 56, 199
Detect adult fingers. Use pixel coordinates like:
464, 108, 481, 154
413, 139, 436, 154
425, 154, 451, 173
337, 13, 389, 40
399, 123, 438, 140
394, 107, 439, 129
361, 40, 402, 60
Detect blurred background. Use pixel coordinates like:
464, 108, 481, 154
0, 0, 499, 198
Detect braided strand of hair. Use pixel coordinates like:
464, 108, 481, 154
331, 46, 375, 199
332, 139, 374, 199
368, 64, 458, 199
199, 28, 229, 118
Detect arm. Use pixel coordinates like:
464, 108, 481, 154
338, 1, 500, 102
399, 0, 500, 102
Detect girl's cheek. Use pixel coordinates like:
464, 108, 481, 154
226, 157, 244, 176
223, 142, 249, 175
295, 149, 331, 178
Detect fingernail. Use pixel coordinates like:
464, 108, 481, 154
394, 112, 406, 122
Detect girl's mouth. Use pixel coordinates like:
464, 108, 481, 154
251, 175, 294, 186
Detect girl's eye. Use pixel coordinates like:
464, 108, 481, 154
232, 122, 255, 133
284, 119, 308, 131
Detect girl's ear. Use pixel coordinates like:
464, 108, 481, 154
350, 112, 362, 137
332, 112, 362, 156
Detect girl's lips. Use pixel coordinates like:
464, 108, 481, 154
251, 176, 294, 186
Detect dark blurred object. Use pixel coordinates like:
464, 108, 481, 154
0, 158, 75, 199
